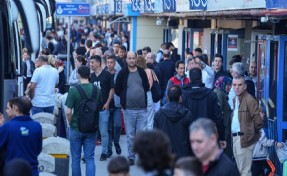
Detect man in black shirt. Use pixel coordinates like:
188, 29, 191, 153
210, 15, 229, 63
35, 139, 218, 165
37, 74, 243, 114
75, 39, 87, 56
106, 55, 122, 157
90, 55, 114, 161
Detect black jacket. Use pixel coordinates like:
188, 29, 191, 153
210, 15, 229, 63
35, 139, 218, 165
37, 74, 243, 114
154, 102, 194, 158
21, 60, 35, 78
204, 151, 240, 176
182, 82, 225, 141
158, 59, 175, 91
115, 66, 149, 110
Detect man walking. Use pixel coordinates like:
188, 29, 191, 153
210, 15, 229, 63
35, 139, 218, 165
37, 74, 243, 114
65, 66, 101, 176
106, 55, 122, 156
166, 60, 189, 92
0, 96, 42, 176
182, 68, 226, 145
29, 55, 59, 115
154, 85, 194, 158
212, 53, 228, 87
115, 51, 149, 166
189, 118, 240, 176
90, 55, 115, 161
231, 76, 264, 176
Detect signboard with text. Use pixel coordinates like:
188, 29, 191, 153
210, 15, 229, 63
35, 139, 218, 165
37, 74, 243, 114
266, 0, 287, 9
207, 0, 265, 11
189, 0, 207, 10
163, 0, 176, 12
144, 0, 155, 13
56, 3, 90, 16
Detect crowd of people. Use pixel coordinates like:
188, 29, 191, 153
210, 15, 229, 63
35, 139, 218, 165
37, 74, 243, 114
0, 23, 285, 176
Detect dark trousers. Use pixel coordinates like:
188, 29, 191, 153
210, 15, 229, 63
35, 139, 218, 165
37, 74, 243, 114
252, 159, 275, 176
23, 77, 31, 91
108, 107, 122, 152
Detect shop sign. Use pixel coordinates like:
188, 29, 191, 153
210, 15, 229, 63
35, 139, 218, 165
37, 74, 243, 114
189, 0, 207, 10
144, 0, 155, 13
266, 0, 287, 9
132, 0, 141, 12
207, 0, 265, 11
163, 0, 176, 12
114, 0, 122, 13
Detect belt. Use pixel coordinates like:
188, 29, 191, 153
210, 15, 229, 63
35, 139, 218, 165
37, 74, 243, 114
232, 132, 244, 137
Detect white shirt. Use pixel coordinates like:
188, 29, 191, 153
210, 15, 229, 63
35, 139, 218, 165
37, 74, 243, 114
25, 60, 32, 77
228, 87, 236, 110
31, 65, 59, 107
231, 96, 241, 133
202, 65, 215, 88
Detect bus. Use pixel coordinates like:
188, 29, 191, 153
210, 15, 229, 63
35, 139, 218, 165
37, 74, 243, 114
0, 0, 54, 116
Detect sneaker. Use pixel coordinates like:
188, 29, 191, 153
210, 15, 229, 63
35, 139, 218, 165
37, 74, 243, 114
107, 150, 113, 158
100, 153, 107, 161
129, 159, 135, 166
114, 143, 122, 155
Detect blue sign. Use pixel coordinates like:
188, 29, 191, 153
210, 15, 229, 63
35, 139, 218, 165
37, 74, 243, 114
144, 0, 155, 13
266, 0, 287, 9
105, 4, 109, 14
163, 0, 176, 12
56, 3, 90, 16
132, 0, 141, 12
114, 0, 122, 13
189, 0, 207, 10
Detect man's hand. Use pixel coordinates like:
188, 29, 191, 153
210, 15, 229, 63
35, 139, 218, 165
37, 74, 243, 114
220, 141, 227, 149
0, 113, 5, 126
103, 103, 109, 110
276, 142, 284, 148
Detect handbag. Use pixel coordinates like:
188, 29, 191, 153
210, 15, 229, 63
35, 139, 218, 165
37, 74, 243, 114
150, 70, 162, 103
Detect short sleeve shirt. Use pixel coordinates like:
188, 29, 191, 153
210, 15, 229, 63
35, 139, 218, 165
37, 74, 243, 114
90, 70, 114, 109
65, 83, 100, 130
31, 65, 59, 107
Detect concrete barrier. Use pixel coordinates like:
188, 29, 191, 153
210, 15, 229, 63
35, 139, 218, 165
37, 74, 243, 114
41, 123, 57, 138
42, 137, 70, 155
38, 153, 55, 173
32, 113, 56, 125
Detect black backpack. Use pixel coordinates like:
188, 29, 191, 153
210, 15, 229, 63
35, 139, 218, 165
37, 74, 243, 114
75, 85, 100, 133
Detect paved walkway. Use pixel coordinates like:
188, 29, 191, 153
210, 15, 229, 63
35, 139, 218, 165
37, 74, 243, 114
69, 135, 144, 175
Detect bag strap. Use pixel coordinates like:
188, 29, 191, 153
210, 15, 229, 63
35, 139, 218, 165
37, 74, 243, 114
75, 85, 88, 99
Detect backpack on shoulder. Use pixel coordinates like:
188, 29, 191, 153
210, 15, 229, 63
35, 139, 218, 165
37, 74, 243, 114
75, 85, 100, 133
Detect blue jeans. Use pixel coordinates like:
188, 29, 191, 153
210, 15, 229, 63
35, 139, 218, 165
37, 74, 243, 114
69, 128, 97, 176
32, 106, 54, 115
99, 110, 109, 155
108, 107, 122, 151
123, 109, 147, 160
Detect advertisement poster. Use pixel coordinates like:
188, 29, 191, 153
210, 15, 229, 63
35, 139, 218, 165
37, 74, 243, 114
228, 35, 238, 51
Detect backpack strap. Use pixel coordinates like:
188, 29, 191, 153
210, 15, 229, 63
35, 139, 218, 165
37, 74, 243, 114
75, 85, 88, 99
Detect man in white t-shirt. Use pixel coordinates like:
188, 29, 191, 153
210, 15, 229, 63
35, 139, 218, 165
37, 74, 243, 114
29, 55, 59, 115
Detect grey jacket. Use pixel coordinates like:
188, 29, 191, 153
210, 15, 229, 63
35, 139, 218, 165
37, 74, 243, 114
253, 128, 275, 160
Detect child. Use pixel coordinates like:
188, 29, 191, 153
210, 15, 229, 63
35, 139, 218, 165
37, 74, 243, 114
108, 156, 130, 176
252, 128, 284, 176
